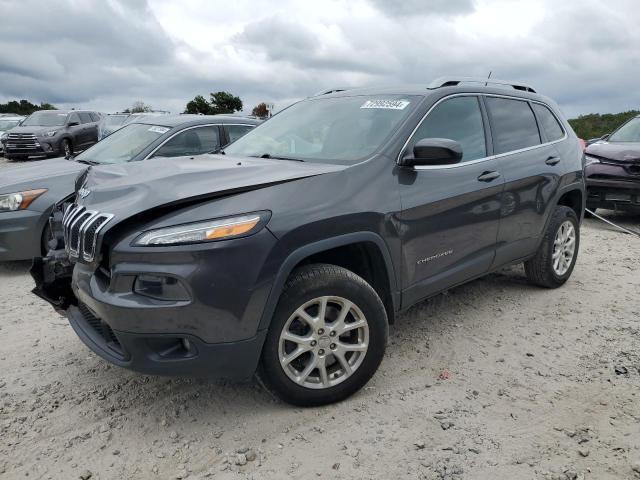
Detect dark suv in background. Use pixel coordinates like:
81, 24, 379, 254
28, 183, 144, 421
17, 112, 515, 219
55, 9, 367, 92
584, 115, 640, 213
33, 77, 585, 406
2, 110, 102, 160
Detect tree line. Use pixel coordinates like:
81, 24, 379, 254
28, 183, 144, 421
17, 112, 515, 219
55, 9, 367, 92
568, 110, 639, 140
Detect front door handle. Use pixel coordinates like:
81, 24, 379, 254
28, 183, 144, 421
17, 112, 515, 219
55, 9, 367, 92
545, 156, 560, 166
477, 171, 501, 182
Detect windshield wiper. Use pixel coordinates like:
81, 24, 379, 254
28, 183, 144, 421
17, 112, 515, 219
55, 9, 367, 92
75, 159, 98, 166
253, 153, 305, 162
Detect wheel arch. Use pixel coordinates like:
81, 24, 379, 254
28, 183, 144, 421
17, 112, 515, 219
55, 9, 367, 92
258, 232, 399, 332
556, 187, 584, 222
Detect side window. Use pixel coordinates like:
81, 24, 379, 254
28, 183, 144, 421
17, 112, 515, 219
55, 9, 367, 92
408, 96, 486, 162
486, 97, 541, 154
68, 113, 80, 125
152, 126, 220, 158
225, 124, 254, 144
78, 112, 93, 124
532, 103, 564, 142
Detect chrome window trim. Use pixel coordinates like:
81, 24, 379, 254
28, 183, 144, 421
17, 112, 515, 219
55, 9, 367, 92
397, 93, 568, 170
143, 123, 256, 160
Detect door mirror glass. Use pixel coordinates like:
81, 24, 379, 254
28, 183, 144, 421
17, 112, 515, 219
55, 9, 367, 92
67, 121, 79, 127
401, 138, 463, 167
601, 133, 610, 140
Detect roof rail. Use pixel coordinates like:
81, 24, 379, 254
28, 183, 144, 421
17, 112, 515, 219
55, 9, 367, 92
312, 88, 349, 96
428, 76, 537, 93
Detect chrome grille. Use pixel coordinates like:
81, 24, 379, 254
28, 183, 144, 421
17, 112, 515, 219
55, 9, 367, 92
63, 204, 114, 262
6, 133, 39, 150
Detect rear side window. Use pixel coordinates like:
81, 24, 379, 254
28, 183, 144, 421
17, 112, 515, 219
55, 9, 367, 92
532, 103, 564, 142
486, 97, 541, 154
225, 124, 254, 143
408, 96, 486, 162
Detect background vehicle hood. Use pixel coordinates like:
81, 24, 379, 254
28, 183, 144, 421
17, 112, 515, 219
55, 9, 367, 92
0, 158, 86, 192
6, 125, 59, 136
586, 142, 640, 162
78, 154, 346, 219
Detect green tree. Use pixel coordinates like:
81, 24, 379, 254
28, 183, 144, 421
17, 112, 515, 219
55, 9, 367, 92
0, 99, 57, 115
251, 102, 269, 118
568, 110, 640, 140
209, 91, 243, 114
184, 95, 211, 114
184, 91, 243, 115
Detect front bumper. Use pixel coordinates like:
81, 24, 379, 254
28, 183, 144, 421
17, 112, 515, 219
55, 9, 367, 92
67, 301, 267, 378
0, 209, 45, 261
4, 140, 59, 159
32, 228, 278, 379
585, 163, 640, 211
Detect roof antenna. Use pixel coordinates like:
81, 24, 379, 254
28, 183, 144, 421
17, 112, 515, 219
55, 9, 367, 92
485, 71, 492, 86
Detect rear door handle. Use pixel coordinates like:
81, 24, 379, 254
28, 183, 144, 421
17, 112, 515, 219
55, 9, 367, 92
477, 171, 501, 182
545, 156, 560, 166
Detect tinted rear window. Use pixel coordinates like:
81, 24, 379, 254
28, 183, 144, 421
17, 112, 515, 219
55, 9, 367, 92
486, 97, 541, 154
532, 103, 564, 142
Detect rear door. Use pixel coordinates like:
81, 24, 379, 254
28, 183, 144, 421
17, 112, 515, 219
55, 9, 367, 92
67, 112, 83, 147
78, 112, 95, 147
397, 95, 504, 306
484, 96, 565, 266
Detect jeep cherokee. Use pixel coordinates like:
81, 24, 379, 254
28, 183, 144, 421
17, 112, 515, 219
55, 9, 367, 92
32, 78, 585, 406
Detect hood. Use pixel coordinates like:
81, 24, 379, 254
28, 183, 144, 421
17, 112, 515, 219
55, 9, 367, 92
6, 125, 61, 136
586, 142, 640, 163
0, 157, 86, 191
78, 154, 346, 221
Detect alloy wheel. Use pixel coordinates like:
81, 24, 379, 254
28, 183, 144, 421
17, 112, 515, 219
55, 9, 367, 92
278, 296, 369, 390
552, 220, 576, 275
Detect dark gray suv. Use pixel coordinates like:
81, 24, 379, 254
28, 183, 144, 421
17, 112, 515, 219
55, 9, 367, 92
3, 110, 102, 160
33, 78, 585, 406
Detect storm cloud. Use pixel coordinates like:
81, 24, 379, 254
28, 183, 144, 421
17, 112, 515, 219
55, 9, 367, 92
0, 0, 639, 117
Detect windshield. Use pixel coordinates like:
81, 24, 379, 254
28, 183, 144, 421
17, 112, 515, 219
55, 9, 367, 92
76, 123, 170, 164
608, 117, 640, 142
0, 119, 21, 130
22, 111, 67, 127
224, 95, 419, 164
104, 115, 129, 127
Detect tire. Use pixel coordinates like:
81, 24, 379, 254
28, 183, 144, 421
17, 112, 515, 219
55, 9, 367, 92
259, 263, 388, 406
60, 139, 72, 158
525, 206, 579, 288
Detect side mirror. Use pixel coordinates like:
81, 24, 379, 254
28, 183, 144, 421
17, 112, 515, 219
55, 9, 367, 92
400, 138, 463, 167
601, 133, 610, 141
67, 121, 79, 127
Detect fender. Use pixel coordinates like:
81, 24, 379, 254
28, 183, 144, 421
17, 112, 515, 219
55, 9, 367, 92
534, 180, 585, 252
257, 231, 399, 332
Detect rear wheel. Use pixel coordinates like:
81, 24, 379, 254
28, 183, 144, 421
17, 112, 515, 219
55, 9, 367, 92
525, 206, 579, 288
259, 264, 388, 406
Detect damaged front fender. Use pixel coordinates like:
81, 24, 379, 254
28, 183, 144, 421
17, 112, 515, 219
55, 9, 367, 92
30, 249, 76, 313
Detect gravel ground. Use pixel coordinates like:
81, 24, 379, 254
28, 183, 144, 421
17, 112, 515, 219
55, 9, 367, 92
1, 156, 640, 479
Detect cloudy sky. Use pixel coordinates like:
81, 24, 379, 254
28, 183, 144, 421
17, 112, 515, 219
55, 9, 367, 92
1, 0, 639, 118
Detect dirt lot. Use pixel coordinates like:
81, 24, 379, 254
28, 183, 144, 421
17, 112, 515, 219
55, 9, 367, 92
1, 156, 639, 479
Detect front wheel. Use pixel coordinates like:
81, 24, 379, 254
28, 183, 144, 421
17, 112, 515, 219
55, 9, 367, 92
60, 139, 72, 158
525, 206, 579, 288
259, 264, 388, 406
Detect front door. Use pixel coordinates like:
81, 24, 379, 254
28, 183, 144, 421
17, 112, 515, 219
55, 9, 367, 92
396, 95, 504, 307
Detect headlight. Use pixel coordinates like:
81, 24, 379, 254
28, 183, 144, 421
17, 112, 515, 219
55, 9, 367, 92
44, 130, 58, 137
584, 155, 600, 166
0, 189, 47, 212
132, 212, 270, 246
